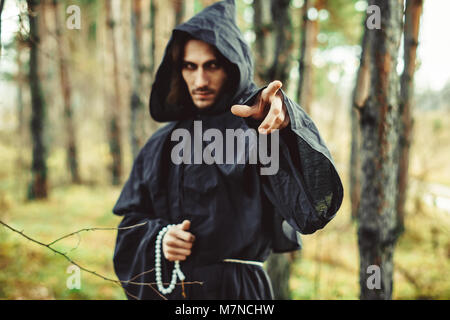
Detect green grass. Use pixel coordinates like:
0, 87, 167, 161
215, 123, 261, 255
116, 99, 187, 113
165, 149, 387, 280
0, 183, 126, 299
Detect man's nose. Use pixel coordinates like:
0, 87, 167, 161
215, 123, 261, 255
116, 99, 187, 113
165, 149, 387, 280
194, 69, 209, 88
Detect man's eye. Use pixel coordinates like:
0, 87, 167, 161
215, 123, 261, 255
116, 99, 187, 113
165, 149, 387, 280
183, 63, 196, 70
207, 62, 219, 69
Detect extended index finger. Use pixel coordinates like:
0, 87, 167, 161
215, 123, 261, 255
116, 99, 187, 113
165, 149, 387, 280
262, 80, 282, 102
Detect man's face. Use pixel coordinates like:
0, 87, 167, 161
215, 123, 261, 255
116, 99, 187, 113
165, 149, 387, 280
181, 39, 228, 109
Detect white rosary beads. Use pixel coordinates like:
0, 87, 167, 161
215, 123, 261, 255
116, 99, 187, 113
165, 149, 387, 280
155, 224, 186, 295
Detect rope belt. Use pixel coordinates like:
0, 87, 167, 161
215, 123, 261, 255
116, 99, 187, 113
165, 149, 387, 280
222, 258, 264, 268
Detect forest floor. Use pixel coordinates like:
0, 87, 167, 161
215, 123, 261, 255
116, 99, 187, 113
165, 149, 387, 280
0, 108, 449, 300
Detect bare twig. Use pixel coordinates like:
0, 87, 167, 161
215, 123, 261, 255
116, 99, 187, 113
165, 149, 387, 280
0, 219, 203, 300
46, 221, 149, 247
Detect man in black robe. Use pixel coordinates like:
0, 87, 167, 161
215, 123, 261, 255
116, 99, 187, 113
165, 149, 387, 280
112, 0, 343, 300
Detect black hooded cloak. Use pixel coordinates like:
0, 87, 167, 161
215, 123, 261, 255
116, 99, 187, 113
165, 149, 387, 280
112, 0, 343, 300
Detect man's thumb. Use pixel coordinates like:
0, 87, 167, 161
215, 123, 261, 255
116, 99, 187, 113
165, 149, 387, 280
231, 104, 255, 118
180, 220, 191, 230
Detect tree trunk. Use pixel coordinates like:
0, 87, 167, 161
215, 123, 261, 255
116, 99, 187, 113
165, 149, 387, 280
296, 0, 320, 113
105, 0, 123, 186
0, 0, 5, 61
200, 0, 216, 8
252, 0, 272, 86
130, 0, 145, 160
173, 0, 185, 26
396, 0, 423, 233
357, 0, 404, 300
27, 0, 48, 199
263, 0, 295, 300
154, 0, 176, 70
53, 0, 80, 184
267, 0, 293, 88
350, 21, 371, 221
15, 35, 27, 181
266, 253, 291, 300
149, 0, 157, 79
139, 0, 160, 138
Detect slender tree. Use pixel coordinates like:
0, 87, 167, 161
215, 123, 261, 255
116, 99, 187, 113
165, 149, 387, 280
137, 0, 161, 140
252, 0, 272, 86
264, 0, 295, 300
396, 0, 423, 233
267, 0, 293, 87
200, 0, 216, 7
173, 0, 185, 26
297, 0, 322, 113
15, 32, 27, 180
105, 0, 123, 186
27, 0, 48, 199
0, 0, 5, 61
350, 20, 371, 220
149, 0, 156, 79
130, 0, 145, 159
53, 0, 80, 184
357, 0, 404, 300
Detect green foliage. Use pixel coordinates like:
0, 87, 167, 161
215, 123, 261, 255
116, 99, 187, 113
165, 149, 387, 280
319, 0, 365, 48
194, 0, 204, 14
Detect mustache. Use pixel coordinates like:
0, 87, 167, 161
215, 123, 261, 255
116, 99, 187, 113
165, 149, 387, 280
193, 87, 215, 94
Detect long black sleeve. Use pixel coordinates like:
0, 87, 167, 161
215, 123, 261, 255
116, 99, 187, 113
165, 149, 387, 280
259, 89, 344, 235
112, 150, 171, 300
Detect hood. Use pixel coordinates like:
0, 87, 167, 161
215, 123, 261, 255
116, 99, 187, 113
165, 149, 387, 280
149, 0, 258, 122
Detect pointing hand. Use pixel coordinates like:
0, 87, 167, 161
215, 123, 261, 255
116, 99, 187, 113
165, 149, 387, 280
231, 80, 290, 134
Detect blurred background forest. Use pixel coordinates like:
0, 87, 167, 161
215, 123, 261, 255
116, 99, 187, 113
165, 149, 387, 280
0, 0, 449, 300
